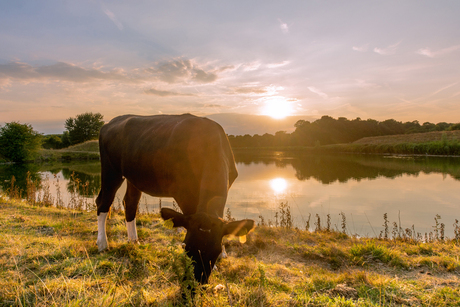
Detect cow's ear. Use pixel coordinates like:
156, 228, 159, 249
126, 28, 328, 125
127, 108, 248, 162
223, 219, 255, 237
160, 208, 188, 228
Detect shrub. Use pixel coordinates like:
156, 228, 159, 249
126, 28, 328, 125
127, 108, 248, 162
0, 122, 42, 162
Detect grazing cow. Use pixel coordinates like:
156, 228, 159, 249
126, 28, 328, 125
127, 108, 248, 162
96, 114, 255, 284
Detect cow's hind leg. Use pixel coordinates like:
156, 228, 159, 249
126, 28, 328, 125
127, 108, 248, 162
96, 169, 124, 251
124, 181, 142, 243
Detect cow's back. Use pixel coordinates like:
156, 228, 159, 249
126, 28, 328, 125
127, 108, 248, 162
98, 114, 237, 216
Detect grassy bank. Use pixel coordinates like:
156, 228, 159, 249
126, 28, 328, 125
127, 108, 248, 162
37, 140, 100, 162
231, 131, 460, 156
1, 197, 460, 306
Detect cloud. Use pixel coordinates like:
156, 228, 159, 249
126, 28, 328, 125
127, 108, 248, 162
192, 69, 217, 83
0, 62, 129, 83
144, 88, 195, 97
416, 45, 460, 58
103, 8, 124, 30
278, 18, 289, 34
231, 86, 268, 95
307, 86, 328, 99
241, 61, 261, 71
148, 58, 218, 84
266, 61, 290, 68
429, 82, 458, 97
374, 41, 401, 55
352, 44, 369, 52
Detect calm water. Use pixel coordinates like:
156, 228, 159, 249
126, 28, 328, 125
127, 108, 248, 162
2, 151, 460, 237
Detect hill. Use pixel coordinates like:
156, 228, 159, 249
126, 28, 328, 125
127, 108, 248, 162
353, 130, 460, 146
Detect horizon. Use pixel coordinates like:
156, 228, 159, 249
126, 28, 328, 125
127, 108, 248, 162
1, 1, 460, 135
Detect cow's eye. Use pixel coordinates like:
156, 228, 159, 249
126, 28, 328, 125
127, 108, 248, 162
199, 228, 211, 233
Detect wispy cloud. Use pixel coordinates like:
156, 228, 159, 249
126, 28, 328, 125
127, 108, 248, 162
0, 62, 129, 83
231, 86, 268, 95
374, 41, 401, 55
429, 82, 458, 97
416, 45, 460, 58
147, 58, 218, 84
144, 88, 195, 97
241, 61, 261, 71
103, 7, 124, 30
352, 44, 369, 52
266, 61, 290, 68
307, 86, 328, 99
278, 18, 289, 34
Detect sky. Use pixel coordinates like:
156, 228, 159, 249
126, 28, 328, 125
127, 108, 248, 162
1, 0, 459, 135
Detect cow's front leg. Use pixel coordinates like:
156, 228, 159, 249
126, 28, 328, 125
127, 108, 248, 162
124, 181, 142, 243
97, 212, 109, 251
126, 218, 139, 242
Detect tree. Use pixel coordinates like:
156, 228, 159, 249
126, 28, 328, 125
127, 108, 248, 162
0, 122, 42, 162
65, 112, 104, 145
42, 135, 64, 149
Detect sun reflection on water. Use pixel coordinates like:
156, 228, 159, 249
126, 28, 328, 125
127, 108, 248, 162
269, 177, 288, 194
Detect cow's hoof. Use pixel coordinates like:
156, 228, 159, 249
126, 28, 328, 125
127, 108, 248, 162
97, 239, 108, 252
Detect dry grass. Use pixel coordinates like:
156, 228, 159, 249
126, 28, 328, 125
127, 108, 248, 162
1, 195, 460, 306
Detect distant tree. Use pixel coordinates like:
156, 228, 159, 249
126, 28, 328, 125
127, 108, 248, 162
0, 122, 42, 162
42, 135, 65, 149
64, 112, 104, 145
61, 131, 71, 148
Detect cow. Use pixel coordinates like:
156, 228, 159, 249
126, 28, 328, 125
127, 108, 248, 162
96, 114, 255, 284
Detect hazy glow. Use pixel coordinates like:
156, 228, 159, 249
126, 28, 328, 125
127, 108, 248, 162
261, 98, 293, 119
270, 177, 288, 194
1, 2, 460, 133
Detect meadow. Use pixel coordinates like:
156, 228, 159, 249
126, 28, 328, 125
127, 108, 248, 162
1, 190, 460, 306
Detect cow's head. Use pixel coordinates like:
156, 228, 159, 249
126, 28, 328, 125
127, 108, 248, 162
160, 208, 255, 284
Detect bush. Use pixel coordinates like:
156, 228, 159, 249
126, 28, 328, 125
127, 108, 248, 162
0, 122, 42, 162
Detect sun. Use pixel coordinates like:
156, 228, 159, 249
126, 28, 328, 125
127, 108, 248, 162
261, 98, 293, 119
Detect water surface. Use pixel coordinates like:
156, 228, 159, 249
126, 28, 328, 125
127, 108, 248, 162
1, 151, 459, 237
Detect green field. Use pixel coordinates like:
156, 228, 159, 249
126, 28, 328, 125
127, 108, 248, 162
1, 195, 460, 306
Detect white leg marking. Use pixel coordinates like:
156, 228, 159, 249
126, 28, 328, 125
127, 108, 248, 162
126, 218, 139, 242
97, 212, 108, 251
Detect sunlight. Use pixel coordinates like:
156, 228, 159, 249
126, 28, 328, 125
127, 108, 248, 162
270, 177, 288, 194
261, 97, 293, 119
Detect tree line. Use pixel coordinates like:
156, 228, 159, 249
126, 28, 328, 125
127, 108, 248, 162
228, 115, 460, 148
0, 112, 104, 163
2, 113, 460, 163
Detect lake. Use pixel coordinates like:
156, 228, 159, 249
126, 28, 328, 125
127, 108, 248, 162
1, 150, 460, 238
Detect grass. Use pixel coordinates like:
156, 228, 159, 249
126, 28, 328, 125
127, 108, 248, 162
1, 195, 460, 306
37, 140, 100, 162
232, 131, 460, 156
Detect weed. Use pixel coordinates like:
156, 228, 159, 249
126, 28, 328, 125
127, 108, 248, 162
339, 212, 346, 234
168, 243, 198, 304
454, 219, 460, 242
258, 215, 266, 226
225, 208, 235, 222
381, 213, 389, 240
305, 212, 311, 232
279, 202, 292, 229
315, 214, 322, 232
